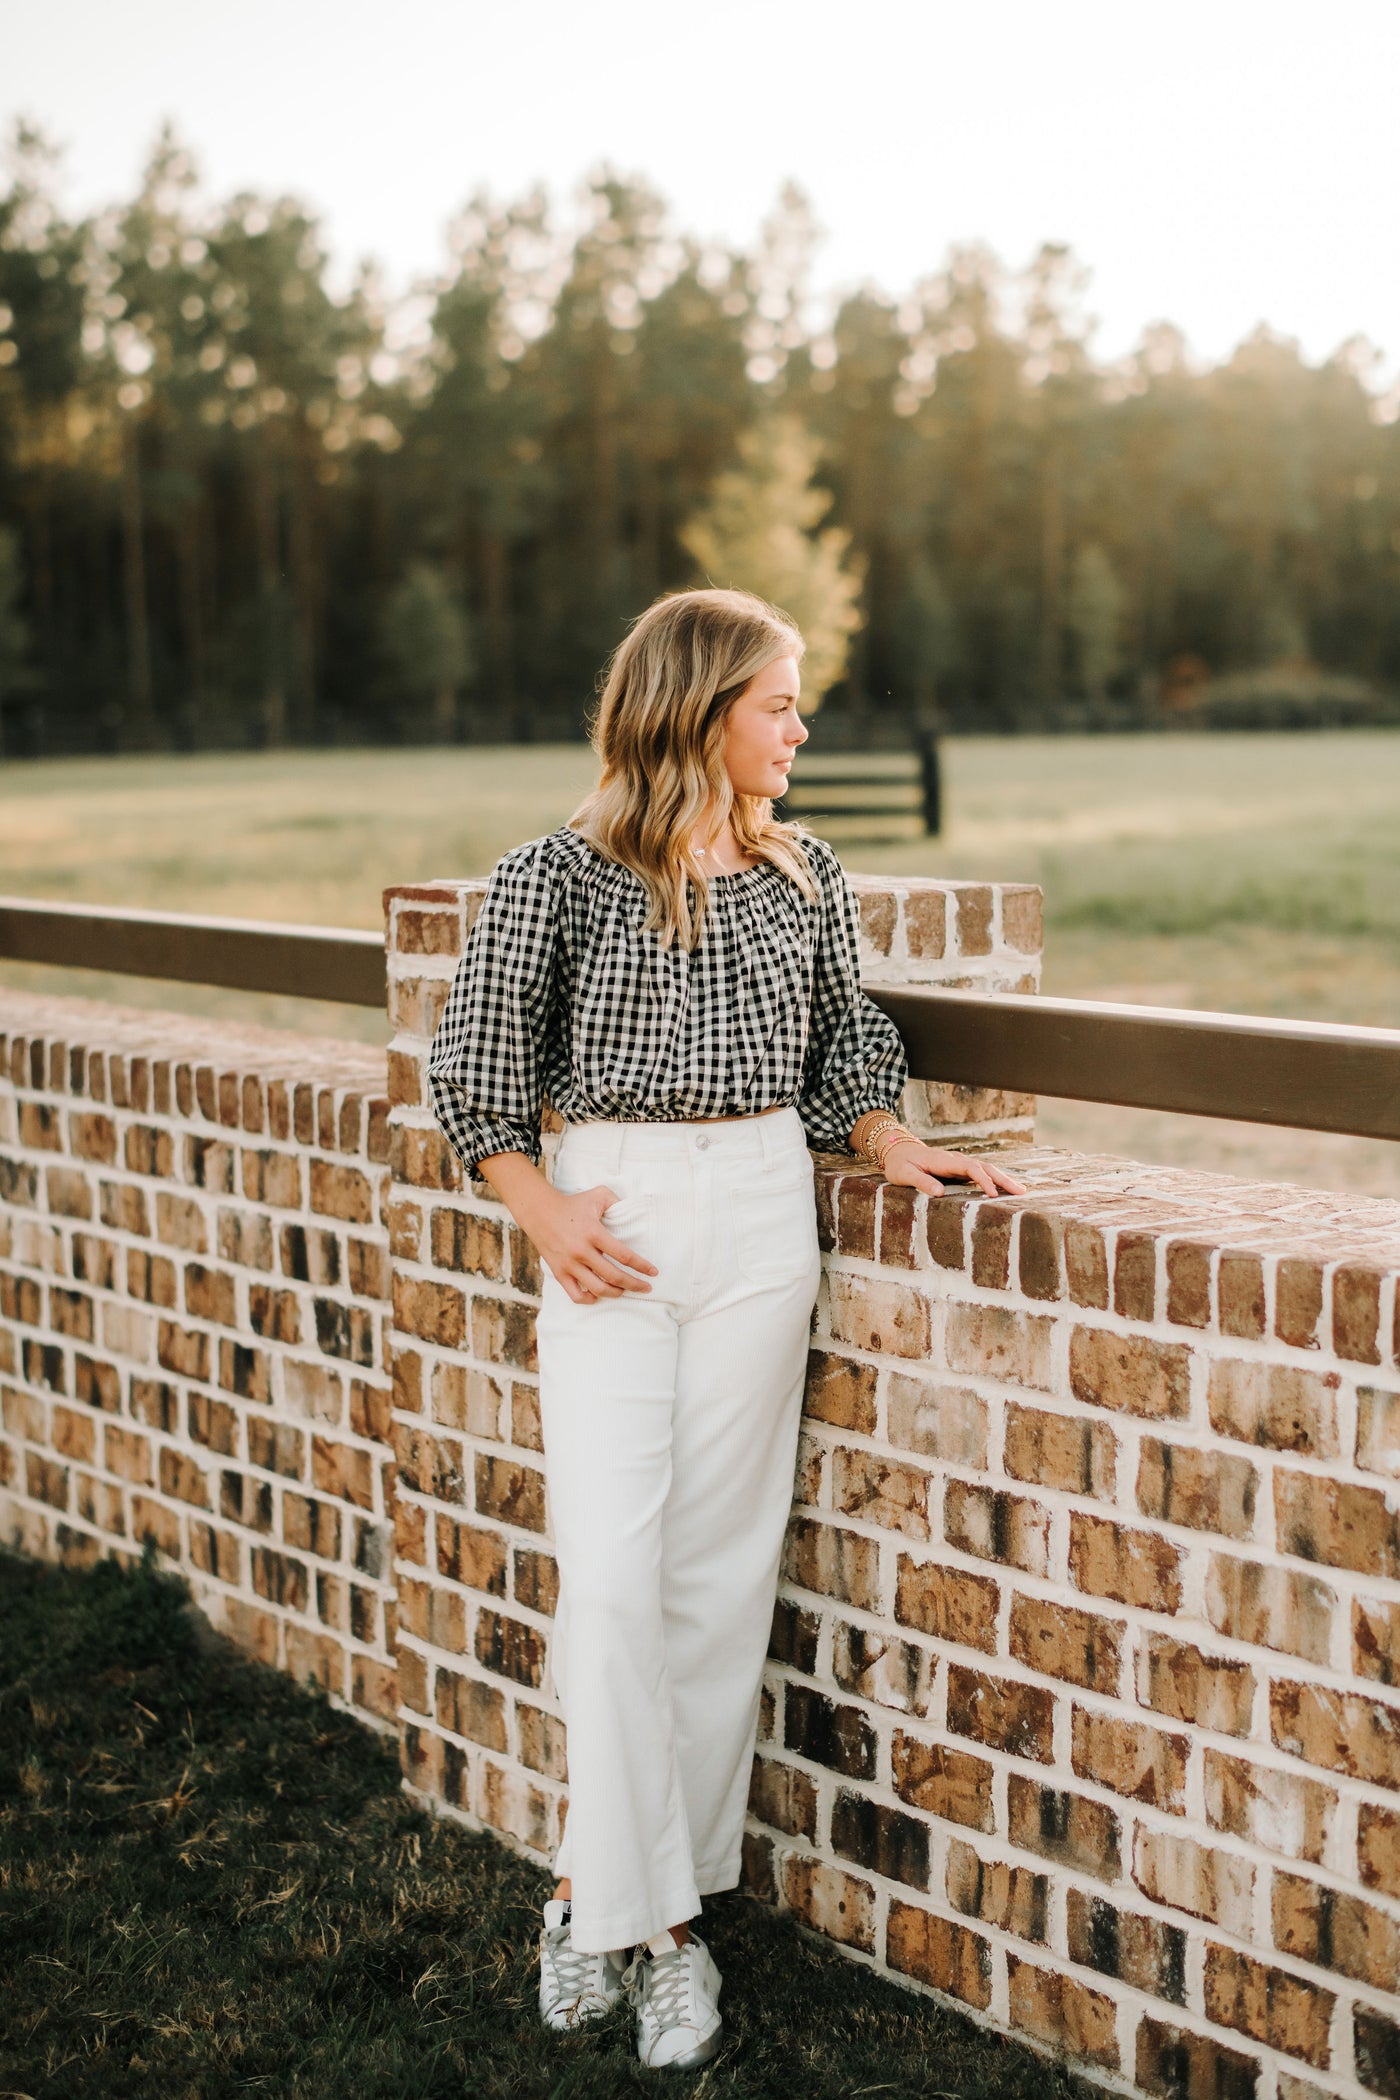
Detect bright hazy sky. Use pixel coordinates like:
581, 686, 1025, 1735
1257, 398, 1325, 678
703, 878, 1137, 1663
10, 0, 1400, 386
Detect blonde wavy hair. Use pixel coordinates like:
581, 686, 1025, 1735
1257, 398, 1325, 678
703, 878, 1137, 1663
570, 587, 819, 950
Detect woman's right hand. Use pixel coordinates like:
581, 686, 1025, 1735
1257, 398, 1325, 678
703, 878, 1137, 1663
530, 1184, 657, 1303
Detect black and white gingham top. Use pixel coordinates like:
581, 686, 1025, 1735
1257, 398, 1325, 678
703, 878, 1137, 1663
426, 824, 908, 1175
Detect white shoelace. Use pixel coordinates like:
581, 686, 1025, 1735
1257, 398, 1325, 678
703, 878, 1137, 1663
544, 1920, 609, 2009
630, 1942, 693, 2030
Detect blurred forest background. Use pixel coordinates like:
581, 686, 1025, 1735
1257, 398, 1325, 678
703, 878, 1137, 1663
3, 122, 1400, 757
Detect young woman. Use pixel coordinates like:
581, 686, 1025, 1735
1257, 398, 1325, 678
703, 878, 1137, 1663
426, 588, 1027, 2071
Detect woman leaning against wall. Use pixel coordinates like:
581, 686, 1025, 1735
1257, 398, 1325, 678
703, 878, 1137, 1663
425, 587, 1027, 2072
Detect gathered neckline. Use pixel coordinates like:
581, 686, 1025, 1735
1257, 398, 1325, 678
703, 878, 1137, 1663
557, 825, 777, 885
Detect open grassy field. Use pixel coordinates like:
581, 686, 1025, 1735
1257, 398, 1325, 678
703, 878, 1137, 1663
0, 1549, 1095, 2100
1, 731, 1397, 1194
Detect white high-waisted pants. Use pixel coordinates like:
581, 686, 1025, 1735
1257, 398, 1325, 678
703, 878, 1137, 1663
536, 1105, 822, 1955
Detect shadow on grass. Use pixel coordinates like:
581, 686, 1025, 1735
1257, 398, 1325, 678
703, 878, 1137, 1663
0, 1550, 1101, 2099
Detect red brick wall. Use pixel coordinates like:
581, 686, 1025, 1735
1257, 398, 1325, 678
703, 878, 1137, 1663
0, 992, 397, 1728
6, 866, 1400, 2100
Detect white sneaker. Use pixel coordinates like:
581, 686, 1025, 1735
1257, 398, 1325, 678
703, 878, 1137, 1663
623, 1932, 723, 2071
538, 1898, 628, 2030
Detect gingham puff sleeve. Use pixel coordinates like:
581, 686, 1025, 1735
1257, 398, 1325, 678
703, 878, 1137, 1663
427, 838, 561, 1176
797, 835, 909, 1150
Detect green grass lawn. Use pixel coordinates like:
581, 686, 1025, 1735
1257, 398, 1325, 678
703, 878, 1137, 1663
0, 1550, 1095, 2100
2, 731, 1397, 1194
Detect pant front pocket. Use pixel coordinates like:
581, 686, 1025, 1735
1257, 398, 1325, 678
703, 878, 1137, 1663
729, 1155, 817, 1283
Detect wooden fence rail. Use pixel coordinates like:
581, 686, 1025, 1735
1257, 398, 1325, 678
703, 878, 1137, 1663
2, 894, 1398, 1142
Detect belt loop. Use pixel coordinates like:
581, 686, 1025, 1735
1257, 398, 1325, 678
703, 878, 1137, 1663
759, 1112, 783, 1166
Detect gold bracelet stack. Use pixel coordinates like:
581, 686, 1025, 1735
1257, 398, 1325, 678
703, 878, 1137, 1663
859, 1112, 917, 1173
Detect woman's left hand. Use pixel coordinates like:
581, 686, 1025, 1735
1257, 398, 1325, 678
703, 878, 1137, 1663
880, 1138, 1027, 1200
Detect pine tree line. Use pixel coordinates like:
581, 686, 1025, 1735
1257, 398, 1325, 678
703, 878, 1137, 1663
2, 123, 1398, 756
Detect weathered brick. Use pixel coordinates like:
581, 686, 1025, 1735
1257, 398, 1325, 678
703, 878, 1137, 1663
1063, 1220, 1109, 1310
474, 1608, 544, 1687
1218, 1251, 1267, 1340
469, 1294, 537, 1373
1206, 1554, 1335, 1665
834, 1447, 930, 1538
925, 1194, 969, 1271
1203, 1942, 1334, 2070
248, 1417, 305, 1481
886, 1900, 991, 2008
783, 1685, 877, 1779
946, 1482, 1049, 1576
436, 1667, 508, 1751
890, 1733, 994, 1830
1070, 1512, 1183, 1611
1166, 1241, 1213, 1329
903, 886, 947, 959
1204, 1750, 1336, 1865
830, 1789, 929, 1889
280, 1223, 340, 1286
834, 1173, 878, 1258
473, 1453, 545, 1534
1357, 1595, 1400, 1686
783, 1855, 875, 1952
68, 1110, 116, 1163
883, 1375, 984, 1466
48, 1287, 94, 1341
748, 1756, 817, 1839
1004, 1403, 1115, 1497
517, 1703, 567, 1781
970, 1204, 1013, 1289
947, 1841, 1047, 1940
251, 1545, 308, 1611
1010, 1593, 1122, 1693
435, 1517, 508, 1595
241, 1148, 303, 1209
1072, 1705, 1188, 1811
1009, 1775, 1121, 1880
804, 1348, 878, 1434
1358, 1386, 1400, 1481
1140, 1632, 1256, 1737
1069, 1326, 1190, 1419
305, 1156, 376, 1226
1334, 1264, 1384, 1365
1114, 1231, 1156, 1321
283, 1491, 341, 1558
832, 1621, 932, 1714
947, 1664, 1054, 1762
1006, 1956, 1118, 2069
1136, 2014, 1260, 2100
1354, 2006, 1400, 2100
392, 1273, 465, 1349
430, 1363, 503, 1437
1017, 1211, 1064, 1302
894, 1557, 999, 1653
283, 1357, 344, 1423
187, 1391, 238, 1456
945, 1302, 1052, 1389
878, 1184, 919, 1268
1275, 1469, 1399, 1579
768, 1597, 820, 1673
1276, 1258, 1324, 1350
1273, 1868, 1400, 1992
783, 1517, 881, 1609
828, 1272, 931, 1359
1137, 1437, 1259, 1538
1134, 1827, 1255, 1933
46, 1165, 93, 1219
955, 886, 993, 956
1067, 1889, 1186, 2004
